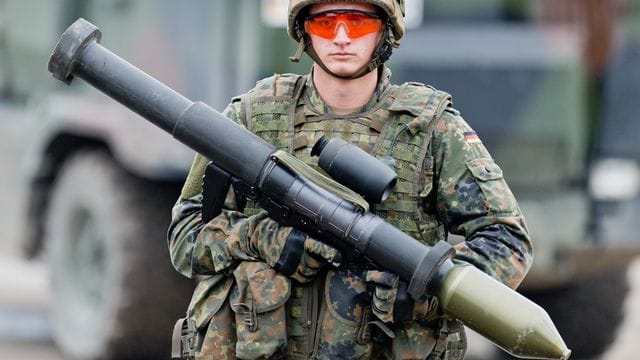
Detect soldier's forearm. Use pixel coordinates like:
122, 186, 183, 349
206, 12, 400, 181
454, 222, 532, 289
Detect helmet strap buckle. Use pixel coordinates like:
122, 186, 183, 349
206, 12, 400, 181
289, 37, 309, 63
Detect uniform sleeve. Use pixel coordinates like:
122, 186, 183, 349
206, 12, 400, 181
430, 110, 533, 289
167, 99, 291, 278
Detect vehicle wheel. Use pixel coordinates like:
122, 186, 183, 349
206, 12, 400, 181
525, 267, 629, 359
45, 150, 194, 359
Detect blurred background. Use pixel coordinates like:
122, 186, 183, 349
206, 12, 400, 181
1, 0, 640, 358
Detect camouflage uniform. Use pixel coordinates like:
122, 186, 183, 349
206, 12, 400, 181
168, 65, 532, 359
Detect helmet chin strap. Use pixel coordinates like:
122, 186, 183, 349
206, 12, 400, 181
289, 31, 397, 80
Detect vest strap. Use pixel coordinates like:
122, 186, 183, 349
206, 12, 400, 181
292, 135, 309, 151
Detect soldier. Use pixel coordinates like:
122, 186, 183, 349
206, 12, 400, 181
168, 1, 533, 359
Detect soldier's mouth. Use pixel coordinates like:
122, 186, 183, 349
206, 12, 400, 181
330, 52, 355, 59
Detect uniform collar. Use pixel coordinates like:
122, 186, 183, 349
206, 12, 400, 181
302, 66, 393, 116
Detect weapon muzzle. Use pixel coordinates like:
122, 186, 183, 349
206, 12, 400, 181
47, 18, 274, 186
48, 18, 101, 85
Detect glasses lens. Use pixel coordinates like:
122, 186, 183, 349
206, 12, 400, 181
342, 13, 382, 38
306, 14, 339, 39
305, 12, 381, 39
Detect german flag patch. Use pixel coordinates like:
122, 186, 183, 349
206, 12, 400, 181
464, 131, 481, 144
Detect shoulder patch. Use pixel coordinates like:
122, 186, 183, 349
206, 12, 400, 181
463, 131, 482, 144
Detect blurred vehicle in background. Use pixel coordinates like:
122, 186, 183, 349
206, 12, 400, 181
0, 1, 287, 358
390, 1, 640, 358
0, 0, 639, 359
392, 1, 640, 358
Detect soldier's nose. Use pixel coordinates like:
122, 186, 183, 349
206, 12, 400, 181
333, 23, 351, 44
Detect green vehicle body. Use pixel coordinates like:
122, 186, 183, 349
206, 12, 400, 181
0, 0, 638, 358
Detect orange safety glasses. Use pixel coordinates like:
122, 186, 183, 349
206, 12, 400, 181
304, 10, 383, 39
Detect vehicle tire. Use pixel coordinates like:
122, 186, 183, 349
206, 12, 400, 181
45, 150, 194, 359
525, 267, 629, 359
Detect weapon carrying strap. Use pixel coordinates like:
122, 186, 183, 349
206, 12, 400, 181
180, 153, 210, 200
271, 150, 370, 212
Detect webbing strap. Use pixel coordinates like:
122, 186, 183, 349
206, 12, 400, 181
271, 150, 370, 212
171, 317, 196, 359
179, 153, 209, 199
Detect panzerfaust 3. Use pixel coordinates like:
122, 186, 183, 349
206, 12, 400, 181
48, 18, 571, 360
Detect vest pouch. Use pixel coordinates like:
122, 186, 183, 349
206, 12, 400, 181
230, 261, 291, 360
391, 322, 437, 360
426, 319, 467, 360
186, 275, 236, 360
316, 269, 374, 359
388, 290, 439, 359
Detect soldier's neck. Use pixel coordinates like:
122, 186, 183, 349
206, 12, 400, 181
312, 64, 378, 115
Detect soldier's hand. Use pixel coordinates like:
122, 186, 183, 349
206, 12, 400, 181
292, 237, 341, 283
365, 270, 400, 323
249, 225, 341, 282
226, 212, 342, 281
365, 270, 439, 324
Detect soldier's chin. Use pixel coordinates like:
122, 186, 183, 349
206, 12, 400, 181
326, 64, 361, 78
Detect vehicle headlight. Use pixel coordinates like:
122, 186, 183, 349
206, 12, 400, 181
589, 158, 640, 201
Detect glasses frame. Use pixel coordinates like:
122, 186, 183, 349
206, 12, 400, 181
305, 9, 382, 22
304, 9, 383, 39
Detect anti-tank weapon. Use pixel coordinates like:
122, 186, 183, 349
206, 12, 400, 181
48, 18, 571, 360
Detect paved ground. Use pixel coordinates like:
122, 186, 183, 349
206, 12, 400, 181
0, 256, 62, 359
599, 258, 640, 360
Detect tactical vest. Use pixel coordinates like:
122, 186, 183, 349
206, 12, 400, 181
236, 73, 452, 247
223, 73, 464, 360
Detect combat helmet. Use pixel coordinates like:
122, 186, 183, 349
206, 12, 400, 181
287, 0, 406, 79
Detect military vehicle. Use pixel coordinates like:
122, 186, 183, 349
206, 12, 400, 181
0, 1, 289, 358
0, 0, 638, 359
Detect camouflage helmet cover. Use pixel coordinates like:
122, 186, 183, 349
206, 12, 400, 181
288, 0, 405, 42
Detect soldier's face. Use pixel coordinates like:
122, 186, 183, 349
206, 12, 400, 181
306, 3, 383, 78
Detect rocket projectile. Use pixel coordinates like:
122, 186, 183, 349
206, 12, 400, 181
437, 264, 571, 359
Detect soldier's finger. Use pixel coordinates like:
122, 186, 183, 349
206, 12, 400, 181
304, 238, 339, 263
